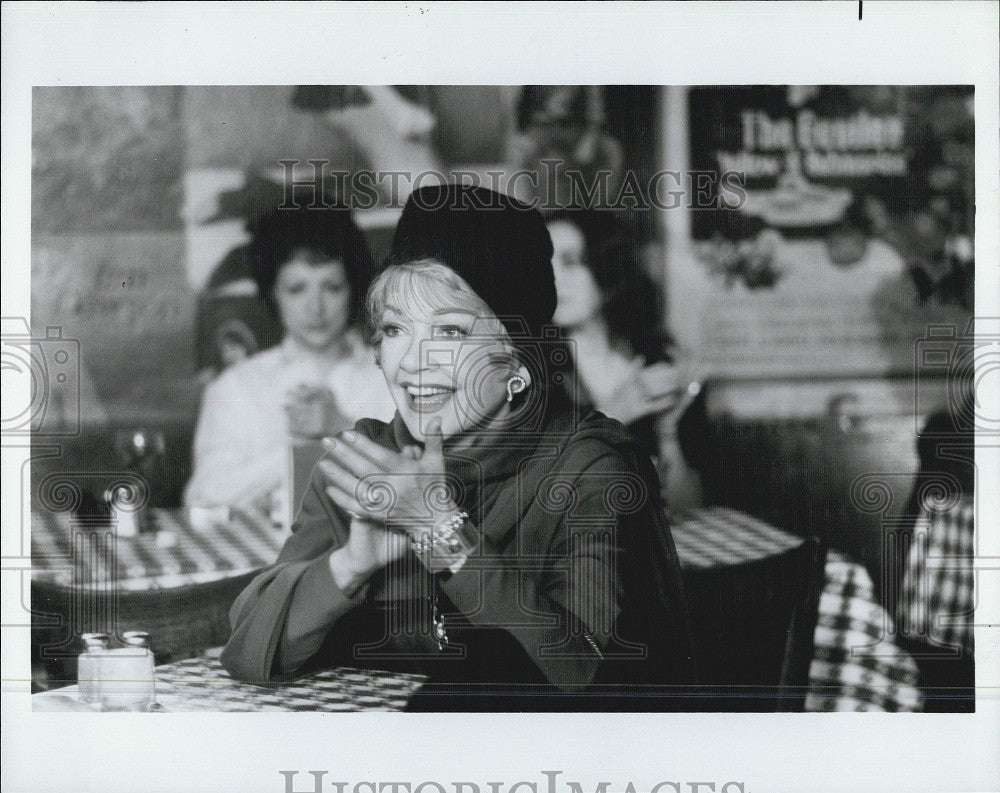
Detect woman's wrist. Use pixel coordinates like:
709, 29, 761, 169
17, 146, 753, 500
328, 546, 371, 597
408, 508, 477, 574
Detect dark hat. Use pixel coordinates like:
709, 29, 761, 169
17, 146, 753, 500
386, 184, 556, 340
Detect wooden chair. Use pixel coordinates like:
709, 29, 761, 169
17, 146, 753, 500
681, 537, 826, 711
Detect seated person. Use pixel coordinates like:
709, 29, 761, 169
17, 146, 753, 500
893, 385, 975, 712
184, 205, 395, 512
220, 185, 696, 710
546, 208, 708, 513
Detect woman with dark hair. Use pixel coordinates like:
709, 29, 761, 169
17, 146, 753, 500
220, 185, 695, 710
546, 208, 707, 511
184, 205, 395, 511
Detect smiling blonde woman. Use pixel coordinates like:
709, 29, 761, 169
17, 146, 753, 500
221, 185, 696, 711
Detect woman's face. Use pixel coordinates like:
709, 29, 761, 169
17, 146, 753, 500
547, 220, 602, 329
273, 255, 352, 352
376, 293, 520, 442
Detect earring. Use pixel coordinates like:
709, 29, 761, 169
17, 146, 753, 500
506, 375, 527, 403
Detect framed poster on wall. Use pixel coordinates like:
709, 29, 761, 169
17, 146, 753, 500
663, 85, 974, 382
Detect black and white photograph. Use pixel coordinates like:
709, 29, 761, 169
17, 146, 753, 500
3, 3, 998, 793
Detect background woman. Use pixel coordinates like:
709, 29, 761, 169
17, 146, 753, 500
221, 185, 695, 710
546, 208, 708, 512
184, 205, 396, 511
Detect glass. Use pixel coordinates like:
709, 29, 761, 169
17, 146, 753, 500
114, 428, 167, 533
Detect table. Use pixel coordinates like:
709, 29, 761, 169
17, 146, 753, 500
32, 505, 923, 711
31, 506, 288, 590
805, 551, 922, 711
34, 653, 426, 712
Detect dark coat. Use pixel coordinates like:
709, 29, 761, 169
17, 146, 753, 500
220, 408, 695, 711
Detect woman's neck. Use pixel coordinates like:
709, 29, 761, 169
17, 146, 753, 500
446, 401, 518, 453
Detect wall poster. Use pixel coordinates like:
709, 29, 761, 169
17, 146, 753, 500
670, 85, 974, 380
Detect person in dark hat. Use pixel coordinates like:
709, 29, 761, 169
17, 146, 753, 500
221, 184, 696, 710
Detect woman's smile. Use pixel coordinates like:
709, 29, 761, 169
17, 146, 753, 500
401, 382, 456, 413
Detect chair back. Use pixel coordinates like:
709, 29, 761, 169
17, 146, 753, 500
681, 536, 825, 711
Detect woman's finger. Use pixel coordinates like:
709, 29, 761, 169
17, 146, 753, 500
644, 391, 684, 414
639, 363, 680, 394
324, 482, 366, 519
422, 417, 445, 463
323, 436, 386, 479
337, 430, 399, 471
324, 475, 393, 523
317, 457, 364, 497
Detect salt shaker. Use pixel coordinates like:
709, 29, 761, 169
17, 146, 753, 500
98, 631, 156, 711
77, 632, 110, 705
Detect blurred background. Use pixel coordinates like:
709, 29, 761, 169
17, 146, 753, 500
28, 84, 976, 587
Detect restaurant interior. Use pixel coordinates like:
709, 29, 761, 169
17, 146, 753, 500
25, 84, 976, 712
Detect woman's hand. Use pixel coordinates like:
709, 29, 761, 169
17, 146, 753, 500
285, 384, 351, 440
599, 360, 694, 426
328, 515, 410, 594
317, 417, 458, 539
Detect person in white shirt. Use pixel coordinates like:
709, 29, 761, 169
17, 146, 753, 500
184, 205, 396, 510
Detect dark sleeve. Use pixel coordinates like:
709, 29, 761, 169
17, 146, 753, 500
439, 450, 628, 692
219, 473, 365, 683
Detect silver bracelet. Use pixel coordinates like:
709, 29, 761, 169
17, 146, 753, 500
409, 511, 469, 556
434, 510, 468, 554
409, 533, 434, 555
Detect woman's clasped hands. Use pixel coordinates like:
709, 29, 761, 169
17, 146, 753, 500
318, 417, 468, 586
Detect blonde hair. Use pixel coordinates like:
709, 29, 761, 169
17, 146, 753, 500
366, 259, 510, 346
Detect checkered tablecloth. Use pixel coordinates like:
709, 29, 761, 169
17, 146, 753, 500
671, 507, 805, 567
34, 654, 427, 712
32, 504, 924, 711
672, 508, 923, 712
153, 656, 426, 712
897, 495, 974, 657
805, 551, 922, 711
31, 507, 288, 591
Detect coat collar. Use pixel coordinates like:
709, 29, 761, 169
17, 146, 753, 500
361, 407, 635, 543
